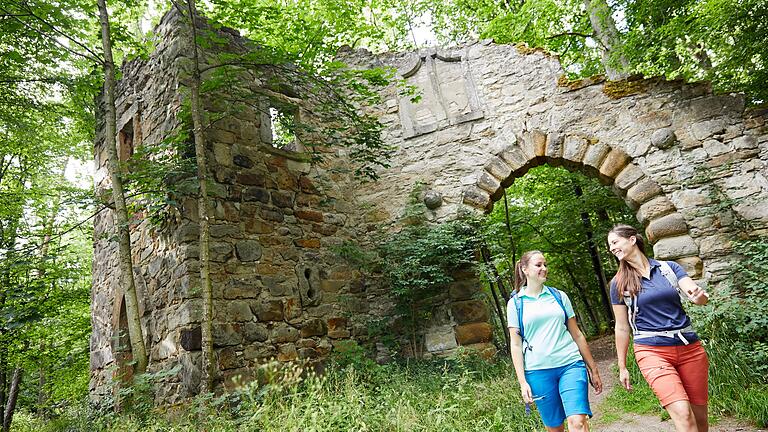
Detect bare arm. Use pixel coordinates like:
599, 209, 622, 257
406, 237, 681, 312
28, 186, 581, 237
567, 318, 602, 394
678, 277, 709, 305
613, 304, 633, 391
509, 327, 533, 403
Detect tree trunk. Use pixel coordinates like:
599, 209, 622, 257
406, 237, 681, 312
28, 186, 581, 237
562, 259, 599, 330
583, 0, 630, 80
182, 0, 215, 393
2, 366, 21, 432
97, 0, 148, 374
479, 246, 510, 356
574, 185, 613, 322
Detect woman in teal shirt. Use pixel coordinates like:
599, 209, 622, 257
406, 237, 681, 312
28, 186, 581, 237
508, 250, 603, 432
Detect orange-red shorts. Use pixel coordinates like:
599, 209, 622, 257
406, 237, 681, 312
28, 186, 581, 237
634, 340, 709, 407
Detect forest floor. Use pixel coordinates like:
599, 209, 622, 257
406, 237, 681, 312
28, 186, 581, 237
587, 335, 765, 432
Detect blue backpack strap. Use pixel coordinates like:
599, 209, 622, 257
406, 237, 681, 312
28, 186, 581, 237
545, 286, 569, 326
513, 292, 525, 341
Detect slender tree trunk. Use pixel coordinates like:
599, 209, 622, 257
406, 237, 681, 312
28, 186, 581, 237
479, 248, 510, 356
2, 366, 21, 432
502, 193, 518, 289
562, 259, 599, 330
0, 350, 6, 413
181, 0, 215, 393
97, 0, 148, 374
583, 0, 630, 80
574, 186, 613, 322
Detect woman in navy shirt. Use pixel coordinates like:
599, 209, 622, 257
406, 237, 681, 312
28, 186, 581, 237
608, 225, 710, 432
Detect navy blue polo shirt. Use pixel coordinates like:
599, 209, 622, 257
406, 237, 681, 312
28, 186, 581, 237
610, 259, 698, 346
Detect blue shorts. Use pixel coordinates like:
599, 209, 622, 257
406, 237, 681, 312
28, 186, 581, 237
524, 360, 592, 428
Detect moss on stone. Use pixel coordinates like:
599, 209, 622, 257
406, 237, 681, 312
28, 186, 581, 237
602, 77, 649, 99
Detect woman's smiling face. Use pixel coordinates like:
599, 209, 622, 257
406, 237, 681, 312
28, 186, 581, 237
608, 232, 635, 261
524, 253, 548, 283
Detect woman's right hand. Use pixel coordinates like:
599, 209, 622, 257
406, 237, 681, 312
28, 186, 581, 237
520, 382, 534, 403
618, 367, 632, 391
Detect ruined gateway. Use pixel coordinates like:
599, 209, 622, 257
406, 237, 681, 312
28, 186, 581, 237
90, 11, 768, 403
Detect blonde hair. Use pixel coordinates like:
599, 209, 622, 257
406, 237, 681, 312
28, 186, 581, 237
608, 224, 647, 298
514, 250, 544, 291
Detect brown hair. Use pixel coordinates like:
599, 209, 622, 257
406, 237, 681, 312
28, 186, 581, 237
608, 224, 647, 298
514, 250, 544, 291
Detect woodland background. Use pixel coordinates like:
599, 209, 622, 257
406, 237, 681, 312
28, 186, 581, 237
0, 0, 766, 430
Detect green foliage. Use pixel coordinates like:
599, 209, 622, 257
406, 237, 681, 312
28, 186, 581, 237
480, 165, 638, 336
692, 239, 768, 374
14, 357, 544, 431
335, 185, 478, 354
618, 0, 768, 103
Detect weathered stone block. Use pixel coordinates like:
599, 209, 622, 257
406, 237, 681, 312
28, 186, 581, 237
645, 213, 688, 243
626, 179, 663, 207
653, 235, 699, 259
271, 191, 295, 208
599, 148, 631, 179
675, 256, 703, 279
485, 157, 513, 181
545, 132, 564, 159
449, 280, 477, 300
463, 187, 491, 210
532, 130, 547, 157
451, 300, 489, 324
218, 347, 242, 370
243, 187, 270, 203
454, 322, 493, 345
327, 317, 350, 339
237, 172, 266, 186
651, 128, 676, 149
425, 326, 458, 352
582, 142, 610, 169
212, 323, 243, 347
243, 322, 269, 342
562, 136, 588, 163
235, 240, 262, 262
498, 146, 528, 171
277, 343, 298, 362
637, 196, 675, 225
295, 209, 324, 222
256, 300, 284, 321
477, 171, 501, 194
218, 301, 254, 322
614, 164, 645, 192
272, 324, 300, 343
301, 318, 327, 337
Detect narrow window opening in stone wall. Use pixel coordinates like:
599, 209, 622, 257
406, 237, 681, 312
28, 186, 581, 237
113, 296, 134, 386
118, 119, 134, 163
268, 105, 299, 151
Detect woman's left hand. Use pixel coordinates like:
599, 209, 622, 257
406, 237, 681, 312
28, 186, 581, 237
588, 367, 603, 395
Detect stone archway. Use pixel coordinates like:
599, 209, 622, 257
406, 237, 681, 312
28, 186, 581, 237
462, 129, 702, 278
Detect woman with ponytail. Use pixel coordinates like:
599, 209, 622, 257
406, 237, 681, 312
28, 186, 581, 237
608, 225, 710, 432
507, 250, 602, 432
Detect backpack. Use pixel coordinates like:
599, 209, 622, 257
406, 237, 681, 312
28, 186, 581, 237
622, 261, 695, 344
512, 286, 569, 357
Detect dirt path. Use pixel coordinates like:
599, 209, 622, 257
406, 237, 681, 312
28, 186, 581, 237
586, 335, 765, 432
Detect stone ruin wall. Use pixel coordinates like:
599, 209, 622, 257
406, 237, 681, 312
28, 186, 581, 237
90, 12, 487, 404
91, 11, 768, 404
342, 41, 768, 292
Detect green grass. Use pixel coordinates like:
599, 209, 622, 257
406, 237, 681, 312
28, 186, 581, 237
11, 353, 546, 432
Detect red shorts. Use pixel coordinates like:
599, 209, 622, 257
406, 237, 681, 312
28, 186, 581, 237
634, 341, 709, 407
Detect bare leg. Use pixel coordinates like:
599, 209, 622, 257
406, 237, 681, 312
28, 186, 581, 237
544, 425, 565, 432
691, 404, 708, 432
566, 414, 589, 432
665, 400, 698, 432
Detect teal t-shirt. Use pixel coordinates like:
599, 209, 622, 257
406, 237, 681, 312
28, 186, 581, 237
507, 286, 583, 370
